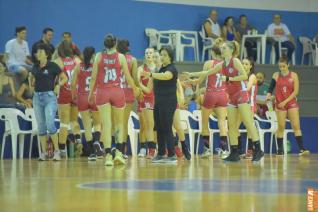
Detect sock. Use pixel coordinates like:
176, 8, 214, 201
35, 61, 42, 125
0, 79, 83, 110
68, 133, 75, 142
220, 136, 228, 151
147, 141, 156, 149
295, 136, 305, 150
230, 145, 238, 154
277, 137, 283, 151
140, 143, 146, 149
75, 134, 81, 143
59, 144, 66, 150
202, 135, 209, 148
93, 131, 101, 142
248, 139, 253, 150
253, 140, 261, 151
116, 143, 124, 153
237, 136, 242, 151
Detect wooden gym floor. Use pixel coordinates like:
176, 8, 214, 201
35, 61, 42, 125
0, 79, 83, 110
1, 155, 317, 212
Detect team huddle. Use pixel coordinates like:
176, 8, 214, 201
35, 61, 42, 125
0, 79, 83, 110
34, 34, 309, 165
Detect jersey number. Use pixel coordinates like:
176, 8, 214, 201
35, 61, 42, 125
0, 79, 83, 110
85, 77, 91, 91
104, 68, 117, 83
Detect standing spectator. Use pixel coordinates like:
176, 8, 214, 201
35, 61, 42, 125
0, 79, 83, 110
0, 61, 16, 104
5, 26, 33, 80
236, 14, 257, 60
31, 27, 55, 63
202, 10, 221, 39
222, 16, 239, 42
267, 14, 295, 63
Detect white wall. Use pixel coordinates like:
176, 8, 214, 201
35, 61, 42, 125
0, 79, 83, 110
136, 0, 318, 12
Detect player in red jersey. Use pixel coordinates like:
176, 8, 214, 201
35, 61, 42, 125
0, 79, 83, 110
197, 41, 263, 162
117, 39, 140, 156
186, 38, 229, 159
71, 46, 102, 161
88, 34, 139, 166
236, 58, 258, 159
54, 40, 82, 158
137, 48, 156, 158
266, 57, 309, 156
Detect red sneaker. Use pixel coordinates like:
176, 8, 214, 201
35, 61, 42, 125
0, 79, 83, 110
175, 146, 183, 158
147, 148, 156, 159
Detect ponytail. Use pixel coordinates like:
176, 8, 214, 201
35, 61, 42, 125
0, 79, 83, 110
232, 40, 240, 58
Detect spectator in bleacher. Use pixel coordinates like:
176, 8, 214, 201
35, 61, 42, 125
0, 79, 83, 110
256, 72, 269, 95
5, 26, 33, 81
203, 10, 221, 39
266, 14, 295, 63
222, 16, 239, 42
256, 72, 269, 118
52, 32, 82, 60
236, 14, 257, 60
0, 61, 16, 104
16, 75, 34, 108
31, 27, 55, 63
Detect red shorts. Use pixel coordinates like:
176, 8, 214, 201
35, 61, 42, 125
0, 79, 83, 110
124, 88, 134, 103
275, 99, 299, 112
95, 87, 125, 108
77, 93, 98, 112
202, 90, 228, 109
58, 90, 76, 105
139, 96, 154, 110
228, 90, 249, 107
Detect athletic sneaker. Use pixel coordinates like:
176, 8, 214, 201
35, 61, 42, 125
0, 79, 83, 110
243, 150, 253, 159
223, 151, 240, 162
75, 143, 83, 158
60, 149, 67, 159
123, 154, 129, 159
53, 150, 61, 161
221, 150, 230, 159
88, 154, 97, 161
147, 148, 156, 159
161, 156, 177, 164
201, 147, 210, 158
252, 150, 264, 162
104, 154, 114, 166
38, 153, 49, 161
152, 155, 165, 163
299, 149, 310, 156
138, 148, 147, 158
93, 142, 105, 159
114, 150, 126, 165
182, 145, 191, 160
175, 146, 183, 158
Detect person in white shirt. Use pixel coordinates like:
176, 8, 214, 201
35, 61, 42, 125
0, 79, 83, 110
267, 14, 295, 63
203, 10, 221, 39
5, 26, 33, 80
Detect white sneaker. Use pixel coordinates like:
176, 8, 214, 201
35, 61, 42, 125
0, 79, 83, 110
138, 148, 147, 158
201, 147, 210, 158
38, 153, 49, 161
105, 154, 114, 166
221, 150, 230, 159
53, 150, 61, 161
60, 149, 67, 159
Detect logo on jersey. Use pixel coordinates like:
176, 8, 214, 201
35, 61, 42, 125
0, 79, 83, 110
43, 69, 48, 74
229, 68, 234, 73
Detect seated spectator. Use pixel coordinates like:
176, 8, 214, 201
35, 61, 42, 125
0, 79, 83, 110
31, 27, 55, 63
267, 14, 295, 63
222, 16, 239, 42
202, 10, 221, 40
0, 61, 16, 104
256, 72, 269, 96
5, 26, 33, 81
256, 72, 269, 118
236, 14, 257, 60
16, 76, 34, 108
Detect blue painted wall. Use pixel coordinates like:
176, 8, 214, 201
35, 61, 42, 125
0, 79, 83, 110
0, 0, 318, 62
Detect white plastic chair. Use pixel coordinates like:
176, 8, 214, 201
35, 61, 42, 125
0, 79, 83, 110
199, 30, 214, 62
254, 114, 277, 153
178, 33, 198, 62
25, 108, 41, 158
179, 110, 201, 156
0, 108, 33, 159
207, 114, 229, 155
270, 41, 296, 65
128, 111, 140, 157
299, 36, 315, 65
145, 28, 173, 50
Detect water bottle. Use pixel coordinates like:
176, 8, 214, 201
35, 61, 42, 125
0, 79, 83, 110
266, 100, 274, 112
69, 142, 75, 158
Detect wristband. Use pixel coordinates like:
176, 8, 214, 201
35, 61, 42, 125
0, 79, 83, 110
226, 76, 230, 82
150, 72, 153, 78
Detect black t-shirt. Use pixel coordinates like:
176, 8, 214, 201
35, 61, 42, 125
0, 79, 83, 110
153, 63, 178, 99
31, 40, 55, 63
31, 62, 61, 92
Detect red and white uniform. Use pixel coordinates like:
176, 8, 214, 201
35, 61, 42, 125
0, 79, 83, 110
139, 64, 155, 110
248, 74, 258, 113
122, 54, 135, 103
202, 60, 228, 109
95, 52, 125, 108
223, 58, 249, 106
275, 71, 299, 111
58, 57, 77, 104
77, 63, 98, 112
